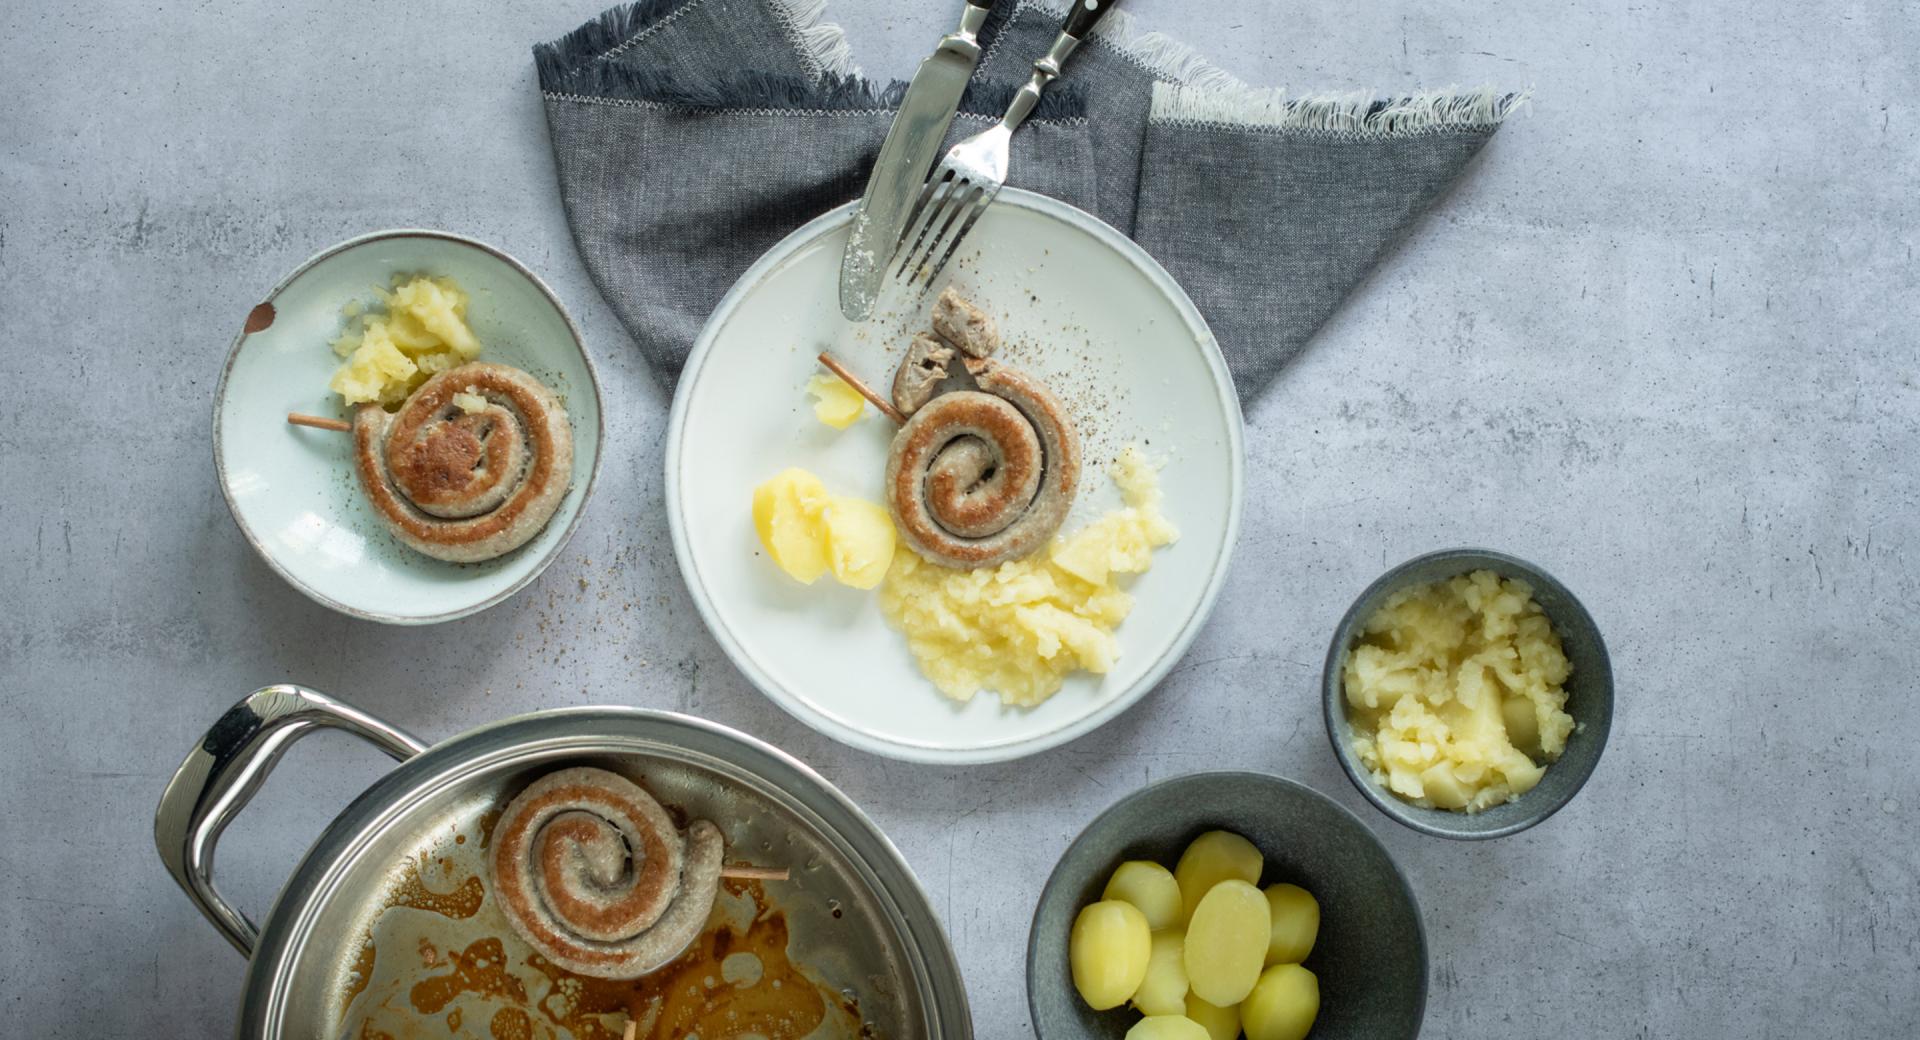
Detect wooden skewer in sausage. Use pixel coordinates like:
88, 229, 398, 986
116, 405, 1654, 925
488, 767, 786, 981
287, 362, 575, 563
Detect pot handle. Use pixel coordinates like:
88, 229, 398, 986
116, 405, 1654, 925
153, 684, 428, 956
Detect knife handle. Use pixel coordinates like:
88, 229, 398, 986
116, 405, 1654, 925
1061, 0, 1118, 39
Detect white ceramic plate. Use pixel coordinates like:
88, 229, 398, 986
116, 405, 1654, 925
214, 230, 603, 624
668, 190, 1244, 763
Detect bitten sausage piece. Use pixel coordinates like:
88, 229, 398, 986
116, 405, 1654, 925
930, 287, 1000, 358
892, 333, 958, 416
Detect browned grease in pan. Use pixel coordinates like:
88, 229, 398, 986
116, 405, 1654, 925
474, 806, 505, 849
390, 856, 486, 919
402, 880, 843, 1040
411, 937, 529, 1014
340, 855, 484, 1015
489, 1008, 533, 1040
342, 939, 379, 1009
345, 862, 864, 1040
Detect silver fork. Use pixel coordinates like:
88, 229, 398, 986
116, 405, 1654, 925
893, 0, 1119, 285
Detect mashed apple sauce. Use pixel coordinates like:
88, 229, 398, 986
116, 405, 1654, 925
878, 446, 1177, 708
1344, 570, 1575, 812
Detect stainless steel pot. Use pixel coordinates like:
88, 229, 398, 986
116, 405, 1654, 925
156, 685, 972, 1038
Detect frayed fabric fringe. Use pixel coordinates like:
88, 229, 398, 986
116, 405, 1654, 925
1150, 82, 1530, 138
542, 65, 1086, 120
982, 0, 1245, 93
535, 0, 855, 91
767, 0, 856, 80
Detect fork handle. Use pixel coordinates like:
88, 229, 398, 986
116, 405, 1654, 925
1000, 0, 1120, 133
1061, 0, 1119, 39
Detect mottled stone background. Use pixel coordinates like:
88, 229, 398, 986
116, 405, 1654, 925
2, 1, 1915, 1037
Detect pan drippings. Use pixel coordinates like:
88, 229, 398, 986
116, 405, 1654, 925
339, 842, 864, 1039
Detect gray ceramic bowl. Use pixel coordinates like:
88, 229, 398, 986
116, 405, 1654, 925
1027, 772, 1426, 1040
1323, 548, 1613, 840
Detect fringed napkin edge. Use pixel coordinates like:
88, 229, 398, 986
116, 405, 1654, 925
534, 0, 1085, 120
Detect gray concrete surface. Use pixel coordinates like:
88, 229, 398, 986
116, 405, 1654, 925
3, 1, 1916, 1036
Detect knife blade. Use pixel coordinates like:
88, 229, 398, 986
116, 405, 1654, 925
839, 0, 996, 321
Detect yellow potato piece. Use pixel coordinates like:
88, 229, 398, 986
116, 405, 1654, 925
1124, 1016, 1211, 1040
752, 469, 831, 584
1069, 900, 1151, 1011
328, 275, 480, 406
1184, 994, 1241, 1040
822, 496, 896, 590
1103, 861, 1183, 931
1263, 883, 1320, 965
878, 447, 1176, 708
1241, 963, 1319, 1040
1183, 879, 1269, 1006
328, 331, 416, 406
1344, 569, 1575, 813
1131, 930, 1189, 1016
806, 373, 866, 429
1174, 831, 1264, 922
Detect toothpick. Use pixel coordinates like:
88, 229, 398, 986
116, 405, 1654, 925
718, 865, 792, 882
816, 352, 905, 425
287, 412, 352, 433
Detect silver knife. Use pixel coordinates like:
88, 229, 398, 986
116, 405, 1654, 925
839, 0, 997, 321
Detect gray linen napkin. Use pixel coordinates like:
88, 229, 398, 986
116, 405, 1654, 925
534, 0, 1523, 403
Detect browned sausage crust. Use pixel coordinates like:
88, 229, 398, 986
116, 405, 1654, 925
489, 768, 724, 979
886, 359, 1081, 569
352, 362, 573, 563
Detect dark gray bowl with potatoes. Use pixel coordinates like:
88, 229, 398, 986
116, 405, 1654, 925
1323, 548, 1614, 841
1026, 771, 1426, 1040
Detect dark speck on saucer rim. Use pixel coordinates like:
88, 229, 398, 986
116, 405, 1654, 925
1026, 771, 1427, 1040
1322, 548, 1615, 840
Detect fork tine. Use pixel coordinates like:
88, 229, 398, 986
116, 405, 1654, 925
923, 186, 996, 285
895, 171, 959, 280
903, 181, 981, 284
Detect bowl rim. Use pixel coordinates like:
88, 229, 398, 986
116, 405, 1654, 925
1023, 768, 1428, 1038
664, 187, 1246, 764
1321, 547, 1614, 840
210, 227, 606, 626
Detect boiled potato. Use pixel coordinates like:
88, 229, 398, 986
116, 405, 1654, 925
1174, 831, 1263, 921
1183, 994, 1240, 1040
806, 372, 866, 429
1131, 930, 1189, 1016
1123, 1016, 1211, 1040
1104, 860, 1183, 930
821, 496, 896, 589
1183, 879, 1270, 1006
1501, 693, 1542, 757
1069, 900, 1151, 1010
1262, 883, 1320, 965
751, 469, 830, 584
1241, 963, 1319, 1040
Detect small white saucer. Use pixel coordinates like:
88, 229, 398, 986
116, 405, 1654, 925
668, 190, 1245, 764
214, 229, 603, 625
